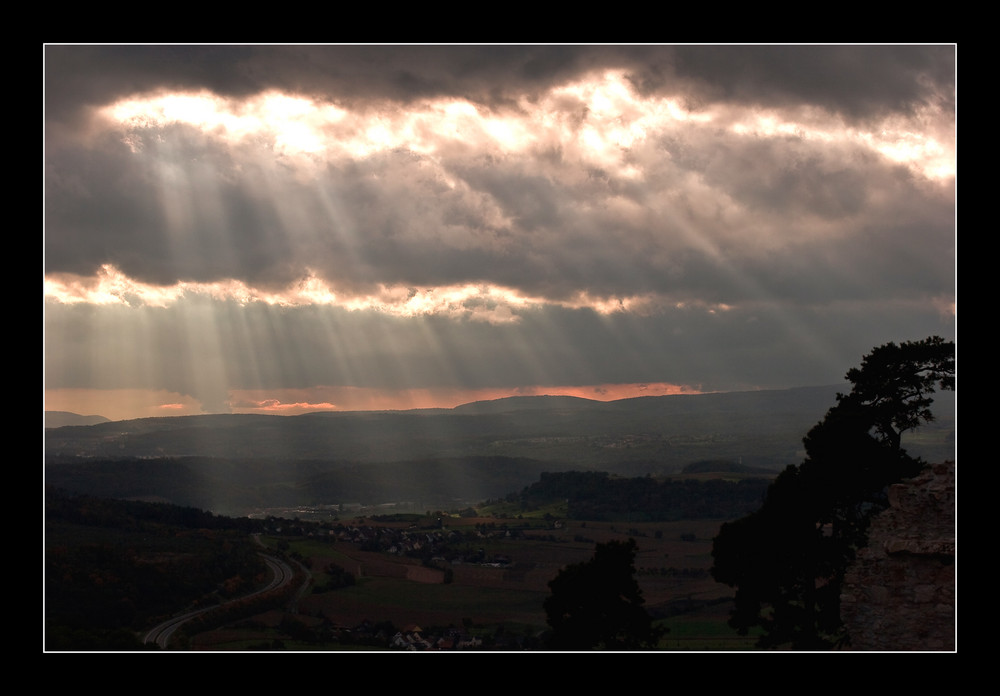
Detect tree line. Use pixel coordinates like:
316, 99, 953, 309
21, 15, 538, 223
516, 470, 772, 521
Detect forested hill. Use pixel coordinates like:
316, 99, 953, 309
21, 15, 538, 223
515, 470, 771, 522
45, 488, 266, 650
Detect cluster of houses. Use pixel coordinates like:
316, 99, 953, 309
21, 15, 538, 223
323, 522, 518, 566
385, 624, 546, 651
293, 618, 537, 651
389, 626, 484, 650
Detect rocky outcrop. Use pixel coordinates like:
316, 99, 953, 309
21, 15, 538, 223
840, 461, 955, 650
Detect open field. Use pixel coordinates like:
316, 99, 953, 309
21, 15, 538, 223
187, 515, 743, 650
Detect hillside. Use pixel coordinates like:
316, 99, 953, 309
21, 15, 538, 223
45, 411, 111, 428
43, 385, 955, 516
46, 387, 853, 464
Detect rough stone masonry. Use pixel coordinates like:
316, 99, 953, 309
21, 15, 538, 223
840, 461, 955, 650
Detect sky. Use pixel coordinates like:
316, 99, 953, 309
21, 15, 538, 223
43, 45, 956, 421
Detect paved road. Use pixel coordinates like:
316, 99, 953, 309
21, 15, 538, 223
143, 553, 294, 649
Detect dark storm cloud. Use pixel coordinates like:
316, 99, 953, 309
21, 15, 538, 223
46, 45, 954, 127
46, 122, 297, 286
663, 45, 955, 122
45, 45, 607, 131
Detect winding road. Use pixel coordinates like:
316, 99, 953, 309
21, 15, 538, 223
143, 552, 295, 649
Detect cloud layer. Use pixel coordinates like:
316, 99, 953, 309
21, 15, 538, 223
44, 45, 956, 419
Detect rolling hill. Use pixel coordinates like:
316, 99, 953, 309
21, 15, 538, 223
45, 411, 111, 428
43, 385, 955, 516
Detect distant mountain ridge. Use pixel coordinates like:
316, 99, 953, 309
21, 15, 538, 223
451, 394, 600, 414
44, 386, 956, 466
45, 411, 111, 428
43, 386, 955, 516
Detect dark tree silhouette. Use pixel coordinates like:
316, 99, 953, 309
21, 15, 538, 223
838, 335, 955, 453
711, 336, 954, 649
544, 538, 664, 650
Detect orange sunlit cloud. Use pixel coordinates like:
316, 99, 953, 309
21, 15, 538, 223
96, 70, 953, 187
44, 264, 709, 320
45, 389, 206, 422
228, 382, 703, 416
243, 399, 339, 413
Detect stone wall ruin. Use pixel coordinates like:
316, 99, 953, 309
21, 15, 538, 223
840, 461, 955, 651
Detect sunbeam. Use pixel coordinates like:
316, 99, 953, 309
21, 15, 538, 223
45, 46, 955, 421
